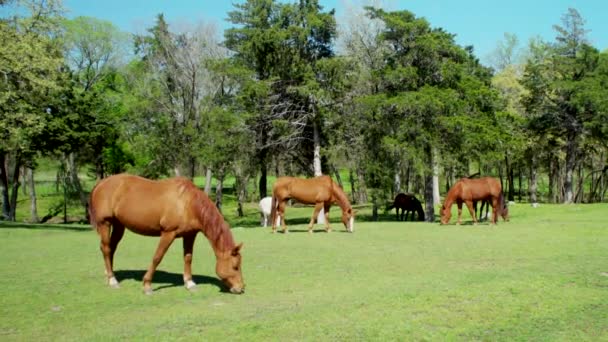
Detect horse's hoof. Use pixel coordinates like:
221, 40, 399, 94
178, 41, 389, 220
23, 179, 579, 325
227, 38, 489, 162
144, 288, 153, 296
185, 280, 197, 291
108, 277, 120, 289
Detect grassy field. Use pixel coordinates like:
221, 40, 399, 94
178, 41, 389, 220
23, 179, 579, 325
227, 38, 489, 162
1, 203, 607, 341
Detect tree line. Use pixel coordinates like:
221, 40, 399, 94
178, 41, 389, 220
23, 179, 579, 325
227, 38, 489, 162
1, 0, 607, 222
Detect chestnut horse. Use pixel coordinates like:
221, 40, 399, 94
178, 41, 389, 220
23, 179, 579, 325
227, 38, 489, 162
440, 177, 509, 225
89, 174, 244, 295
270, 175, 354, 233
387, 193, 425, 221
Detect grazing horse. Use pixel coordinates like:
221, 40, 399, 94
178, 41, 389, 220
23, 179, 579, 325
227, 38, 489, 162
89, 174, 245, 295
387, 193, 425, 221
440, 177, 509, 225
270, 175, 354, 233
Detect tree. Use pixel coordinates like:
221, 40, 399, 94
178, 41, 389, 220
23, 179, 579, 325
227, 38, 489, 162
360, 7, 502, 222
522, 8, 607, 203
0, 0, 65, 220
133, 15, 227, 179
225, 0, 337, 198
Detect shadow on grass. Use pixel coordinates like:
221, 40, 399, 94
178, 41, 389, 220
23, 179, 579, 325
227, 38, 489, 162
0, 221, 91, 232
113, 269, 225, 293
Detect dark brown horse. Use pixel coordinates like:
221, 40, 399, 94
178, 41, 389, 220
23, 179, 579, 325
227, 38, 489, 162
387, 193, 425, 221
270, 175, 354, 233
89, 174, 244, 295
440, 177, 509, 225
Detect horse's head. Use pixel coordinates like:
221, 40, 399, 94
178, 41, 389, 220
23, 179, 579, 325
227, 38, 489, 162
440, 204, 451, 225
216, 243, 245, 294
342, 207, 355, 233
500, 203, 510, 222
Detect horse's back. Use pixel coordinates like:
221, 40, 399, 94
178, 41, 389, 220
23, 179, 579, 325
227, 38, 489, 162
273, 175, 333, 204
90, 174, 199, 234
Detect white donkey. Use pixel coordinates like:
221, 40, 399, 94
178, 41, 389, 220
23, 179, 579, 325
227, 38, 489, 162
258, 196, 324, 227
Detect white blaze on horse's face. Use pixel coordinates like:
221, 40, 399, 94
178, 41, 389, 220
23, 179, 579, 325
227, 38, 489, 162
342, 208, 354, 233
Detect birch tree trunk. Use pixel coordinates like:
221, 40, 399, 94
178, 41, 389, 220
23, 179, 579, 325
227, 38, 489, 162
204, 168, 212, 194
563, 134, 577, 204
424, 144, 435, 223
312, 119, 324, 224
529, 155, 538, 206
432, 148, 440, 205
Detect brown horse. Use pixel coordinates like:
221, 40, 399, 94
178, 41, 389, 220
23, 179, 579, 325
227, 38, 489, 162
89, 174, 244, 295
440, 177, 509, 225
387, 193, 425, 221
270, 175, 354, 233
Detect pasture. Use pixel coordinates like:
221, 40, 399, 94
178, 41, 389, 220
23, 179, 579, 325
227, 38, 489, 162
1, 203, 607, 340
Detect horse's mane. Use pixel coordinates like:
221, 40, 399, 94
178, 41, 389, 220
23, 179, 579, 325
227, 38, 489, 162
331, 180, 351, 211
180, 179, 235, 253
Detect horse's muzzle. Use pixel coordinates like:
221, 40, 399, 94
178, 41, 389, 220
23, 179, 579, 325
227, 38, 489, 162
230, 287, 244, 294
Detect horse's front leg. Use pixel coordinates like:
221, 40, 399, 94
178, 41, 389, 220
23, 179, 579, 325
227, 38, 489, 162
323, 203, 331, 233
490, 198, 499, 224
182, 233, 197, 291
143, 231, 177, 295
308, 202, 324, 233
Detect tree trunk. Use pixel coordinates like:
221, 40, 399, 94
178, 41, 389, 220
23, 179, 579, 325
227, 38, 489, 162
313, 120, 322, 177
234, 165, 248, 218
349, 169, 357, 204
432, 148, 440, 205
8, 154, 22, 221
529, 155, 538, 205
518, 166, 522, 202
371, 191, 378, 221
67, 153, 88, 207
563, 134, 577, 204
332, 165, 343, 189
505, 154, 515, 202
26, 167, 38, 223
188, 156, 196, 180
356, 166, 368, 204
548, 157, 557, 203
394, 170, 401, 196
215, 170, 224, 213
204, 168, 212, 194
0, 152, 10, 220
424, 144, 435, 223
574, 163, 584, 203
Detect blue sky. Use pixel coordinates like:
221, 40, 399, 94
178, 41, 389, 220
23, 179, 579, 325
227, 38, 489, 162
62, 0, 607, 64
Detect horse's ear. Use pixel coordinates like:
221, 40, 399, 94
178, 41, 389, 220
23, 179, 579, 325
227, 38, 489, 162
232, 243, 243, 256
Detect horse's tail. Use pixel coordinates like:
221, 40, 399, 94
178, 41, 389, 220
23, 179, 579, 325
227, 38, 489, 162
270, 193, 278, 228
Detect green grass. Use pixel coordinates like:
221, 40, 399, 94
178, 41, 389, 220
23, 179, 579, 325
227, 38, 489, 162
1, 203, 607, 340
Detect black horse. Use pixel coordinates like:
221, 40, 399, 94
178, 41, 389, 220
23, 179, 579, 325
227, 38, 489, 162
387, 193, 425, 221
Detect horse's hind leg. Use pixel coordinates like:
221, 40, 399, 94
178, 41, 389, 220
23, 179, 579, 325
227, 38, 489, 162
143, 231, 176, 295
108, 221, 125, 286
277, 201, 288, 233
97, 221, 119, 288
464, 201, 478, 225
456, 202, 463, 225
182, 233, 197, 290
